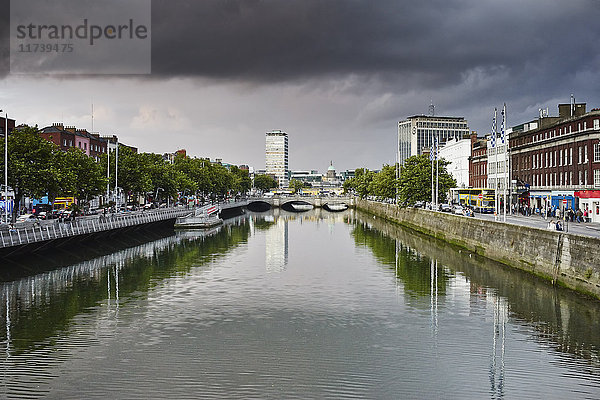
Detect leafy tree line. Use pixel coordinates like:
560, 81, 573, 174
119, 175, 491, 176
342, 155, 456, 205
0, 125, 261, 220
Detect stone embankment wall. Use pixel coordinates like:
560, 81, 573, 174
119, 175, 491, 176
355, 199, 600, 300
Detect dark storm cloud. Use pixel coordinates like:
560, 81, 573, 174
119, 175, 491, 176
151, 0, 600, 89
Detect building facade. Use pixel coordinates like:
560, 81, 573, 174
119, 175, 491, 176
265, 130, 289, 188
39, 123, 107, 160
439, 137, 471, 188
469, 133, 488, 188
398, 115, 470, 165
509, 103, 600, 221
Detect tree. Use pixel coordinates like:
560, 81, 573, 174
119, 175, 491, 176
60, 148, 107, 210
0, 125, 61, 221
344, 168, 375, 199
230, 166, 252, 195
369, 164, 398, 200
289, 178, 305, 194
254, 174, 277, 191
397, 155, 456, 206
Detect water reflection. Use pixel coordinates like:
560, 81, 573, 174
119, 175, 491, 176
0, 219, 250, 356
350, 211, 600, 371
264, 211, 289, 273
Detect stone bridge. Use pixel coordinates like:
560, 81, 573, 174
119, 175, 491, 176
248, 195, 354, 208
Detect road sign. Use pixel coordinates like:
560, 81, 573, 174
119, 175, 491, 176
478, 193, 483, 199
562, 199, 567, 205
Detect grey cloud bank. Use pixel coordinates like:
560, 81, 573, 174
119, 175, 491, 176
2, 0, 600, 171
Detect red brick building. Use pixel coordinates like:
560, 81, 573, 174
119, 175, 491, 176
469, 132, 488, 188
38, 123, 107, 161
509, 103, 600, 221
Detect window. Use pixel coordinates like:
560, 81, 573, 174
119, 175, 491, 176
579, 170, 583, 185
585, 170, 588, 185
570, 171, 573, 185
585, 146, 588, 163
595, 170, 600, 188
595, 119, 600, 130
560, 150, 563, 166
595, 143, 600, 162
570, 148, 573, 165
579, 147, 582, 164
63, 139, 67, 146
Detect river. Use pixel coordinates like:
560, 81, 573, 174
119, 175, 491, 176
1, 209, 600, 399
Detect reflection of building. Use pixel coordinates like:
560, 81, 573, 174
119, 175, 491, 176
265, 216, 288, 273
266, 130, 289, 188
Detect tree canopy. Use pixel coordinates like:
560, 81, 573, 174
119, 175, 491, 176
397, 155, 456, 205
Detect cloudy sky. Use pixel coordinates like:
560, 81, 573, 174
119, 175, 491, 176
1, 0, 600, 172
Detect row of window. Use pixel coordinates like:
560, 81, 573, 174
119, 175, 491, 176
523, 169, 600, 187
416, 121, 468, 130
517, 143, 600, 171
515, 118, 600, 147
62, 139, 106, 153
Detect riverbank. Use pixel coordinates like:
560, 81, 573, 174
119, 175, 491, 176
354, 198, 600, 300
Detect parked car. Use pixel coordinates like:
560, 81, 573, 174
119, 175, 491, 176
414, 201, 424, 208
16, 214, 37, 223
439, 203, 452, 212
453, 205, 464, 215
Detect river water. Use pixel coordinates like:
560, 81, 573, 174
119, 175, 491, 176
1, 209, 600, 399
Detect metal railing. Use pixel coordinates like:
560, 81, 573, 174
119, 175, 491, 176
0, 208, 190, 250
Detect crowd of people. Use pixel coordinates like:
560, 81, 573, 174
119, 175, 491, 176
513, 204, 589, 223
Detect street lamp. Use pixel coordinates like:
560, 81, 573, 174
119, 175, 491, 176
1, 110, 7, 224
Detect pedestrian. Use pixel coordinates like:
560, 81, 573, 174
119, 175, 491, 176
584, 208, 589, 222
576, 209, 583, 223
547, 220, 554, 230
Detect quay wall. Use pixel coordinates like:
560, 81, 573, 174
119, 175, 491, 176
355, 198, 600, 300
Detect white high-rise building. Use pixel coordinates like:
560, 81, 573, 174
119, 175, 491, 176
266, 130, 289, 188
398, 115, 470, 165
439, 137, 471, 188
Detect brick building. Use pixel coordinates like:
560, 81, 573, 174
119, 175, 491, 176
509, 103, 600, 221
469, 132, 488, 188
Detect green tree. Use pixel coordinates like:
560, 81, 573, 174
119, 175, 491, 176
0, 125, 62, 221
253, 174, 277, 192
397, 155, 456, 206
61, 148, 107, 210
345, 168, 375, 199
289, 178, 305, 194
369, 164, 398, 200
230, 166, 252, 194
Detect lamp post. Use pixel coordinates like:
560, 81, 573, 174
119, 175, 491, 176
1, 110, 7, 224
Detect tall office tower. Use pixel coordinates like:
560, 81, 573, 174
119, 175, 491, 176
265, 130, 289, 188
398, 115, 470, 165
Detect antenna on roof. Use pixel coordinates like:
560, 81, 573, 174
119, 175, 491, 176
428, 100, 435, 117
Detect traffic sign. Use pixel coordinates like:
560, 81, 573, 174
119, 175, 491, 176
562, 199, 567, 205
478, 193, 483, 199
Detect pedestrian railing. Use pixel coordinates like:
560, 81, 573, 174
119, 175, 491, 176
0, 208, 190, 250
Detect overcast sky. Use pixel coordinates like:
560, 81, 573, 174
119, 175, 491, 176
1, 0, 600, 172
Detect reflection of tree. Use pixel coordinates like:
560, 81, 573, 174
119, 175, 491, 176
1, 220, 251, 354
354, 209, 600, 366
350, 221, 448, 297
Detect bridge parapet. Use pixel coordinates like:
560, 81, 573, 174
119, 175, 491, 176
249, 196, 353, 208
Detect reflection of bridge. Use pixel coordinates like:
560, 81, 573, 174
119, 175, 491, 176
249, 196, 354, 208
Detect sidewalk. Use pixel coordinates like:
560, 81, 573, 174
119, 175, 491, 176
476, 212, 600, 239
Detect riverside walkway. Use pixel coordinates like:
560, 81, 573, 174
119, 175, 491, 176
0, 208, 191, 254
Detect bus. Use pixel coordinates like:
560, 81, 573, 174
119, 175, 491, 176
450, 188, 495, 213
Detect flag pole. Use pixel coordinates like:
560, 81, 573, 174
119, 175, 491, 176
502, 103, 507, 222
435, 131, 439, 210
492, 108, 498, 221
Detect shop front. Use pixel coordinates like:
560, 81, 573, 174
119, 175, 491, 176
575, 190, 600, 223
